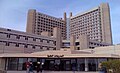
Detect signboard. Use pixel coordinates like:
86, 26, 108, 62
47, 55, 64, 58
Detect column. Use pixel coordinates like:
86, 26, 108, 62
85, 58, 88, 71
79, 35, 89, 50
0, 58, 6, 72
70, 35, 76, 50
95, 59, 98, 71
26, 9, 36, 33
53, 27, 62, 50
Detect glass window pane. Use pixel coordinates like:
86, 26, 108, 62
18, 58, 27, 70
88, 58, 97, 71
8, 58, 18, 70
71, 59, 77, 71
77, 58, 85, 71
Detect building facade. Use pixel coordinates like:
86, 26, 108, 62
0, 27, 110, 53
70, 3, 112, 44
26, 9, 67, 40
62, 35, 110, 50
0, 27, 62, 53
0, 44, 120, 73
0, 2, 118, 73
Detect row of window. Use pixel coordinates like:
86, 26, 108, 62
37, 22, 65, 27
71, 20, 100, 25
71, 9, 99, 20
71, 31, 101, 37
71, 16, 100, 23
0, 41, 56, 49
89, 42, 109, 46
71, 27, 101, 32
37, 13, 64, 22
36, 25, 65, 31
0, 32, 56, 43
6, 58, 107, 71
70, 20, 100, 25
37, 19, 64, 25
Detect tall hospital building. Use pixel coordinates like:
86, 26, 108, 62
26, 10, 67, 40
69, 3, 112, 45
0, 3, 118, 73
26, 3, 112, 49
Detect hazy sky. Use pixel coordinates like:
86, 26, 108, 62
0, 0, 120, 44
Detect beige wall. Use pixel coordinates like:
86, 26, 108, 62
0, 58, 5, 71
26, 9, 66, 40
100, 3, 113, 44
26, 9, 36, 33
79, 35, 89, 50
69, 3, 112, 45
53, 27, 62, 50
62, 35, 111, 50
0, 27, 57, 53
70, 35, 76, 50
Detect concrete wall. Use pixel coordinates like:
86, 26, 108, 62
70, 35, 76, 50
100, 3, 113, 44
53, 28, 62, 50
79, 35, 89, 50
0, 58, 5, 72
0, 27, 56, 53
26, 9, 36, 34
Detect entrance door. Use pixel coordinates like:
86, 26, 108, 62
54, 59, 60, 71
77, 59, 85, 71
88, 59, 96, 71
60, 59, 71, 71
44, 59, 55, 71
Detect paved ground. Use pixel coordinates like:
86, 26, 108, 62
7, 71, 99, 73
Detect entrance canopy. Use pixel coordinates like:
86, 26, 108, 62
0, 49, 119, 58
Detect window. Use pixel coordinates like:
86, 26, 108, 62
6, 42, 9, 46
18, 58, 27, 70
16, 44, 19, 47
16, 36, 20, 39
32, 46, 35, 49
77, 47, 80, 50
77, 59, 85, 71
7, 34, 10, 38
71, 59, 77, 71
33, 38, 36, 41
24, 45, 28, 48
25, 37, 28, 40
88, 59, 97, 71
7, 58, 18, 70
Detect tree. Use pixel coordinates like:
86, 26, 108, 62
101, 59, 120, 73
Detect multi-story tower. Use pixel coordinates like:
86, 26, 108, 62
70, 3, 112, 44
26, 9, 66, 40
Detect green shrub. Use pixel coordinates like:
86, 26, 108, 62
101, 59, 120, 73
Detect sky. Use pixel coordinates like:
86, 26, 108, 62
0, 0, 120, 44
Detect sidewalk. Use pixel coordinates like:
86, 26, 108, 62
7, 71, 99, 73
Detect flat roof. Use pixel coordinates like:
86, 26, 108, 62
0, 45, 120, 58
0, 50, 119, 58
71, 7, 99, 19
